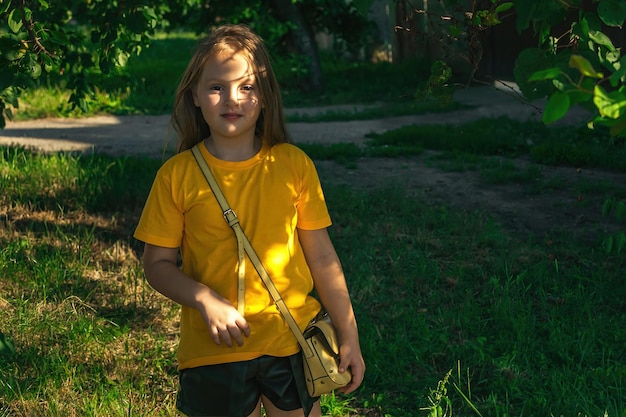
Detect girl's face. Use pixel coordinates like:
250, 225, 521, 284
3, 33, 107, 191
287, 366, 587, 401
192, 49, 262, 144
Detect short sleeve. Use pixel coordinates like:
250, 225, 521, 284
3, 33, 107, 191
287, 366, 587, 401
294, 150, 332, 231
134, 163, 185, 248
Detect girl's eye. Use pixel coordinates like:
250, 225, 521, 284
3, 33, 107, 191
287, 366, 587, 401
241, 85, 254, 92
210, 85, 223, 91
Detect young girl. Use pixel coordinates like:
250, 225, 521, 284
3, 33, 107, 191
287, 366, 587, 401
134, 24, 365, 417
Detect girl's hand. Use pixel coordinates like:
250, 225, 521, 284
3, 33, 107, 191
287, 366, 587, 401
198, 291, 250, 347
296, 229, 366, 393
141, 244, 250, 348
337, 339, 366, 394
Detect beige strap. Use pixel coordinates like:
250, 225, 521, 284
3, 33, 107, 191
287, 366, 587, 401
191, 144, 245, 314
191, 144, 314, 357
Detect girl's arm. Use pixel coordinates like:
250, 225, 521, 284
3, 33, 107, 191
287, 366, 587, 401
297, 228, 365, 394
142, 243, 250, 347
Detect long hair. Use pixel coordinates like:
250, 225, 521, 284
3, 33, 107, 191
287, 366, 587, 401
171, 24, 292, 153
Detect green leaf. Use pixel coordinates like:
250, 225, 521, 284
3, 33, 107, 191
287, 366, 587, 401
572, 19, 590, 40
593, 85, 626, 118
543, 91, 570, 124
529, 67, 561, 81
609, 56, 626, 87
569, 55, 603, 78
8, 8, 23, 33
588, 30, 616, 52
567, 89, 593, 104
495, 2, 514, 14
78, 97, 89, 113
22, 6, 32, 22
552, 79, 566, 90
602, 50, 621, 67
1, 0, 11, 13
584, 11, 604, 31
143, 6, 158, 22
514, 48, 556, 100
598, 0, 626, 28
514, 1, 537, 33
483, 12, 502, 27
116, 50, 129, 67
448, 25, 462, 37
29, 61, 42, 78
602, 198, 614, 217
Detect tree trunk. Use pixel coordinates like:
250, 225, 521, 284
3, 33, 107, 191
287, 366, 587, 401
270, 0, 324, 91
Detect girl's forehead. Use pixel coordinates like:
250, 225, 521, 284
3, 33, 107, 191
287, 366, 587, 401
201, 50, 255, 80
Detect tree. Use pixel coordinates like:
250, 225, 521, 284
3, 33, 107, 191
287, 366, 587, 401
269, 0, 324, 91
0, 0, 374, 127
0, 0, 179, 128
386, 0, 626, 137
166, 0, 375, 91
512, 0, 626, 137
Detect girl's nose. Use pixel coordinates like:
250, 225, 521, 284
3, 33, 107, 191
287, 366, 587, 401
224, 88, 240, 105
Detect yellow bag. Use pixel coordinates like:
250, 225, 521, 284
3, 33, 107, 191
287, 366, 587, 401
301, 312, 352, 397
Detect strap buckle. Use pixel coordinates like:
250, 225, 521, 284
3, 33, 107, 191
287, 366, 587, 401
223, 208, 239, 226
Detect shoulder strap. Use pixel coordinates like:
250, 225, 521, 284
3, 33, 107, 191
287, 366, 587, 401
190, 144, 314, 358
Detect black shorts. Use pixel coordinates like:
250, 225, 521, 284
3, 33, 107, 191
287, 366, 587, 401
176, 353, 318, 417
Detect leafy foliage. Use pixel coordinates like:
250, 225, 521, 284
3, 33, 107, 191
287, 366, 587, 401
394, 0, 515, 85
513, 0, 626, 136
0, 0, 173, 127
510, 0, 626, 252
388, 0, 626, 137
0, 0, 374, 126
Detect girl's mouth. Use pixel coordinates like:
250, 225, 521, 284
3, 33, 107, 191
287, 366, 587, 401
222, 113, 241, 121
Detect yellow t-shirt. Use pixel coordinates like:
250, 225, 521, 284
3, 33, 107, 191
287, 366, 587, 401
134, 142, 331, 370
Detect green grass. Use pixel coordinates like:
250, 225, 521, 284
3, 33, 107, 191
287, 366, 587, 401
286, 100, 464, 123
300, 116, 626, 179
1, 146, 625, 416
366, 116, 626, 163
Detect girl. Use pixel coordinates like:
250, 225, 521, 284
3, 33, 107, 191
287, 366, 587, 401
134, 24, 365, 417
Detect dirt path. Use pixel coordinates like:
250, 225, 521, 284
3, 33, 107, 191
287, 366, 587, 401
1, 83, 623, 242
0, 83, 562, 157
316, 154, 625, 242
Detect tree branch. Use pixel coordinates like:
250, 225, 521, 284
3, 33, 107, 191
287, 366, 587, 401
18, 0, 56, 58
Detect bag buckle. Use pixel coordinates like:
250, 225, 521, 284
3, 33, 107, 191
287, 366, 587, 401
310, 311, 328, 325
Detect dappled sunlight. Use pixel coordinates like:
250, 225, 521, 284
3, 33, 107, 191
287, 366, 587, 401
264, 242, 292, 276
0, 197, 181, 416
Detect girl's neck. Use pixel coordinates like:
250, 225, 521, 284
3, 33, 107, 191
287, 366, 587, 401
203, 136, 262, 162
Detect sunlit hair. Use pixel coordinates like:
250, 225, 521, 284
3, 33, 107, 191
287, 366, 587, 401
171, 24, 292, 153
